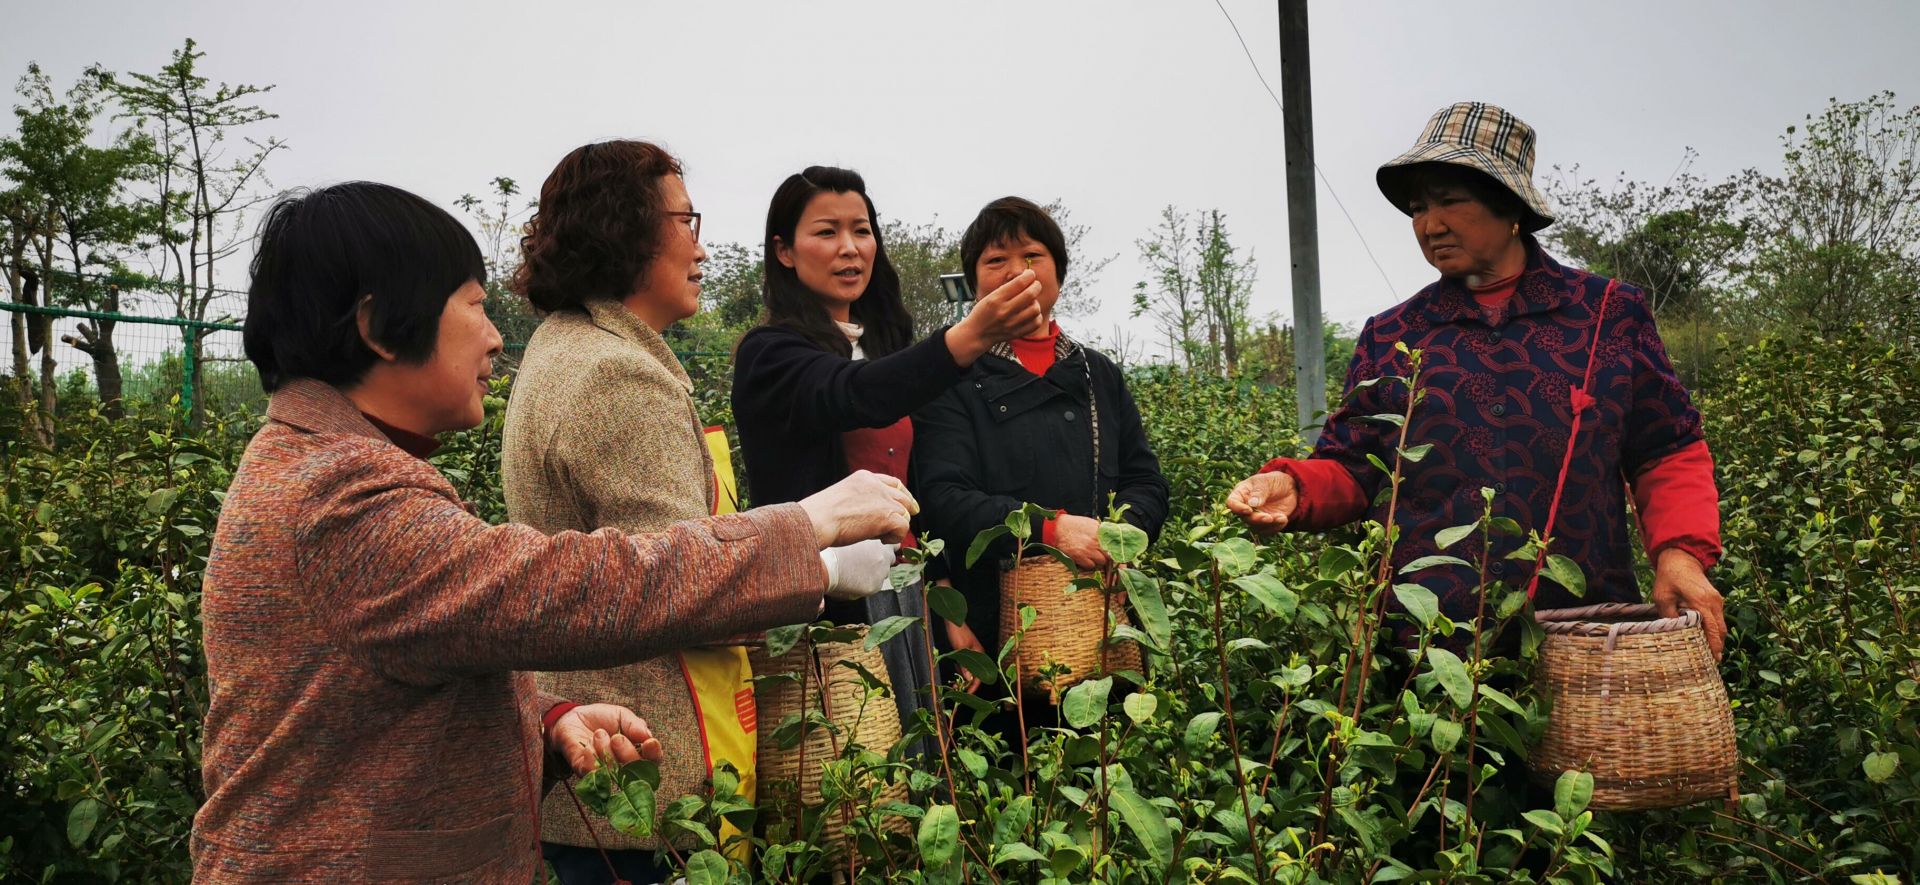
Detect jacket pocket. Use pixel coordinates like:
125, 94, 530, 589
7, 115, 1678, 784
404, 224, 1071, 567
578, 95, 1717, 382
364, 812, 515, 880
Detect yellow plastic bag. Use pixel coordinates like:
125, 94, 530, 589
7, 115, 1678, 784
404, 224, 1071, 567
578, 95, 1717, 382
678, 426, 754, 861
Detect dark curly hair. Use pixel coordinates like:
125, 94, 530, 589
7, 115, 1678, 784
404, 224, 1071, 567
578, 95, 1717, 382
512, 140, 683, 312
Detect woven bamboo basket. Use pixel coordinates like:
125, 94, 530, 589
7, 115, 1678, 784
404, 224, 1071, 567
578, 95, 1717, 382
999, 556, 1142, 700
748, 626, 910, 856
1531, 603, 1738, 810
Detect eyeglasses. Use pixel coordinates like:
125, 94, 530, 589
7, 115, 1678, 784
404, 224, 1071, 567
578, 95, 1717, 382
666, 210, 702, 244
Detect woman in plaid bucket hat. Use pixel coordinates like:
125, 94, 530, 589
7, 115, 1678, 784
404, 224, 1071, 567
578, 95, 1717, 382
1228, 102, 1729, 657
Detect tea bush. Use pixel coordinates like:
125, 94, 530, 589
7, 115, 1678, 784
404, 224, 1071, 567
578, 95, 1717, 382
2, 333, 1914, 883
0, 404, 255, 883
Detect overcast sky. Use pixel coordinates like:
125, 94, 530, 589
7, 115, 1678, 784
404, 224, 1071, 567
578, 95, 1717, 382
7, 0, 1919, 357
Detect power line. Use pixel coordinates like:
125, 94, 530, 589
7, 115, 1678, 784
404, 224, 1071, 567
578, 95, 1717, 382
1211, 0, 1400, 299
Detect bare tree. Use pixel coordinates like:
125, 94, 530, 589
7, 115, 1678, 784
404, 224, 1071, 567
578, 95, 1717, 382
455, 177, 540, 353
1042, 199, 1116, 320
1133, 205, 1198, 368
102, 39, 283, 423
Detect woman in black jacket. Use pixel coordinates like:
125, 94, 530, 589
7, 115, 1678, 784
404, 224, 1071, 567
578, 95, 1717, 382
731, 166, 1041, 738
911, 197, 1170, 725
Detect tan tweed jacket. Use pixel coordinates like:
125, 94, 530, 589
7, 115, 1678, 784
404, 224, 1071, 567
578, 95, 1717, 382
193, 379, 824, 883
503, 299, 727, 851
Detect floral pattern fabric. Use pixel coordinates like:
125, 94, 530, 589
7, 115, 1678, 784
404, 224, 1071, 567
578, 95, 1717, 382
1313, 239, 1704, 622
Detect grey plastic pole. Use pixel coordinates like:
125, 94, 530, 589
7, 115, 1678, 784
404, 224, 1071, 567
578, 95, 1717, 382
1280, 0, 1327, 447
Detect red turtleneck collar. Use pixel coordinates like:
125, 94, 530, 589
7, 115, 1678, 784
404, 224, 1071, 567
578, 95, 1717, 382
1469, 271, 1521, 308
1010, 321, 1062, 376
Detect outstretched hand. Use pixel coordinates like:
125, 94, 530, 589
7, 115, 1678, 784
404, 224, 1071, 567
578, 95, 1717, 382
547, 703, 664, 776
1225, 471, 1298, 535
799, 470, 919, 548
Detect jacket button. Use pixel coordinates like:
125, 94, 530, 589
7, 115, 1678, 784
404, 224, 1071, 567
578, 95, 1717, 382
1491, 403, 1506, 417
1490, 561, 1506, 576
1487, 330, 1500, 343
1495, 481, 1507, 494
999, 405, 1007, 413
1063, 409, 1076, 421
975, 382, 982, 389
887, 448, 896, 456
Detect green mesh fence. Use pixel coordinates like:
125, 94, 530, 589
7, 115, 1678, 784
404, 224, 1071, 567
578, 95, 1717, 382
2, 302, 731, 421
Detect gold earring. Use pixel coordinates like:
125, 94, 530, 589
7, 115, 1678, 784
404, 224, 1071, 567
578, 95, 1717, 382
1511, 222, 1520, 236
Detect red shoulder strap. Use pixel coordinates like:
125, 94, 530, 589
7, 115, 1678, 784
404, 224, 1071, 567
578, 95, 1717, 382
1526, 280, 1619, 600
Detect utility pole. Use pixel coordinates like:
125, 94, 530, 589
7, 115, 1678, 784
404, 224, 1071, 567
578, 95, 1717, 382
1279, 0, 1326, 446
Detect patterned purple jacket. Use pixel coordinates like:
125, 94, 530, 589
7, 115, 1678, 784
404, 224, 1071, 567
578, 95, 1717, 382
1313, 239, 1706, 621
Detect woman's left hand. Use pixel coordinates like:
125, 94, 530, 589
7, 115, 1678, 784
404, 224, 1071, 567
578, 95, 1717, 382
1053, 514, 1112, 570
548, 703, 665, 776
1651, 548, 1726, 661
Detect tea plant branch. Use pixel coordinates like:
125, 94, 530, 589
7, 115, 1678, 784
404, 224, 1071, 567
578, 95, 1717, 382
1696, 830, 1823, 882
1883, 569, 1907, 635
1402, 750, 1451, 828
1009, 524, 1036, 800
794, 632, 812, 832
1255, 691, 1296, 800
1319, 346, 1424, 863
917, 582, 965, 816
1739, 759, 1835, 817
1460, 496, 1496, 847
1340, 345, 1427, 725
144, 463, 202, 795
1208, 559, 1268, 884
1710, 809, 1821, 856
1097, 562, 1116, 857
821, 673, 859, 883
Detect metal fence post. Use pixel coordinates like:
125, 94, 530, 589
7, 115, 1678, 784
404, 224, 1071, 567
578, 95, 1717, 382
181, 325, 197, 418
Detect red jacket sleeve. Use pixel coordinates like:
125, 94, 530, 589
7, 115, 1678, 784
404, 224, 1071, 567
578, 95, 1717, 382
1259, 456, 1369, 531
1630, 439, 1722, 568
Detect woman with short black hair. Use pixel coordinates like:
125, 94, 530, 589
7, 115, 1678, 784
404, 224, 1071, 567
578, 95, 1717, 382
912, 196, 1170, 728
196, 180, 913, 883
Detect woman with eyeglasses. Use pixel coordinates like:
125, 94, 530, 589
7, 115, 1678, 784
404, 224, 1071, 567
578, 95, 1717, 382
500, 143, 901, 884
731, 166, 1043, 745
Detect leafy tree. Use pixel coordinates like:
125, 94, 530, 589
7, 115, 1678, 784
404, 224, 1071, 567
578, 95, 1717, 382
681, 240, 763, 346
1196, 209, 1257, 374
883, 216, 964, 339
1544, 151, 1753, 321
1, 160, 51, 443
1742, 91, 1920, 344
0, 63, 160, 421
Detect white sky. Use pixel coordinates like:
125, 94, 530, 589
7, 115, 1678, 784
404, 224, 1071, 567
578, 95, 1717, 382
6, 0, 1919, 357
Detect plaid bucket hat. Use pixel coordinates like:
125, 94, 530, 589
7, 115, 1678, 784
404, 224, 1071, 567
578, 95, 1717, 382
1377, 101, 1555, 232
